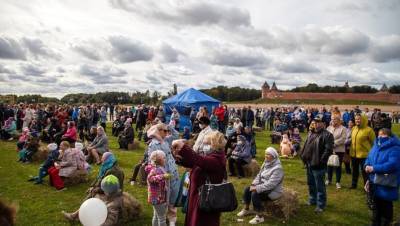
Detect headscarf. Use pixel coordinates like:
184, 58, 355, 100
97, 152, 116, 179
264, 147, 281, 167
47, 143, 58, 151
4, 117, 13, 128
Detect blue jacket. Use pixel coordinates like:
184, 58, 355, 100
365, 135, 400, 201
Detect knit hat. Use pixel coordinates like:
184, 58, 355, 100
101, 175, 120, 194
47, 143, 58, 151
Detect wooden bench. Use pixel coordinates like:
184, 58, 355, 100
263, 188, 299, 220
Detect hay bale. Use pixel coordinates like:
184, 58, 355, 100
263, 188, 299, 220
243, 159, 260, 177
253, 126, 263, 132
127, 140, 140, 150
121, 192, 142, 222
63, 170, 88, 186
31, 146, 48, 162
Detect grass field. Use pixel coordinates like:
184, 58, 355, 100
0, 124, 399, 226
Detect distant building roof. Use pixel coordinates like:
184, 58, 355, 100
380, 83, 389, 92
271, 82, 278, 91
262, 81, 270, 89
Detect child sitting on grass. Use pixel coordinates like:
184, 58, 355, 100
280, 134, 292, 158
28, 143, 59, 184
146, 150, 171, 226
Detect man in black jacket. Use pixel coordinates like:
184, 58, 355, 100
300, 116, 334, 213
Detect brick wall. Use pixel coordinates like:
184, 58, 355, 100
261, 90, 400, 104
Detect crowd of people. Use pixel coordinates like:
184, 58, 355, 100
0, 102, 399, 226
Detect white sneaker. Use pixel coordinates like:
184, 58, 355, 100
249, 215, 264, 224
325, 180, 330, 185
237, 209, 253, 217
130, 181, 135, 186
336, 182, 341, 189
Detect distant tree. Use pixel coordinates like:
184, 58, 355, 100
389, 85, 400, 93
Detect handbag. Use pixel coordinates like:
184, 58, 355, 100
374, 173, 397, 188
327, 153, 340, 167
198, 175, 238, 213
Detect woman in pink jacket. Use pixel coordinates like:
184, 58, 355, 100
61, 121, 77, 145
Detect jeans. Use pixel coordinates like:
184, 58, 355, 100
327, 152, 344, 183
152, 203, 167, 226
351, 158, 367, 187
242, 186, 270, 212
306, 167, 327, 209
372, 196, 393, 226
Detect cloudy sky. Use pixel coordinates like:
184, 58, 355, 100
0, 0, 399, 97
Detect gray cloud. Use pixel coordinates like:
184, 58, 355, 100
159, 42, 184, 63
20, 63, 47, 76
57, 66, 66, 73
79, 64, 127, 84
22, 37, 61, 60
301, 26, 370, 55
200, 40, 269, 68
370, 35, 400, 62
110, 0, 250, 29
109, 36, 153, 63
0, 63, 15, 74
72, 43, 102, 61
276, 60, 320, 73
0, 36, 26, 60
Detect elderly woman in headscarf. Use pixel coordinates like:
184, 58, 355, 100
228, 135, 252, 178
1, 117, 17, 140
87, 126, 109, 164
147, 123, 180, 226
118, 119, 134, 150
236, 147, 284, 225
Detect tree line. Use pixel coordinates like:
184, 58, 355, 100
289, 83, 400, 93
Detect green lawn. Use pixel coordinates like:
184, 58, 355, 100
0, 124, 399, 226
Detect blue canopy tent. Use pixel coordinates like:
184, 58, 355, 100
162, 88, 220, 131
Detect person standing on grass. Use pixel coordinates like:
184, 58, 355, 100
299, 116, 334, 213
147, 123, 180, 226
364, 128, 400, 226
350, 114, 375, 189
326, 114, 347, 189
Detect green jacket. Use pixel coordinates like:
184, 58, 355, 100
350, 114, 375, 158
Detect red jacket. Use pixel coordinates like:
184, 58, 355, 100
178, 145, 226, 226
63, 127, 77, 141
214, 107, 225, 122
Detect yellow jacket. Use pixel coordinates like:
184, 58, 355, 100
350, 114, 375, 158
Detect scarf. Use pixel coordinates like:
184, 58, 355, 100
98, 153, 116, 179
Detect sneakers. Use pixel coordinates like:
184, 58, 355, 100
8, 137, 13, 141
62, 211, 77, 221
237, 209, 253, 217
336, 183, 341, 189
249, 215, 264, 224
314, 207, 324, 214
325, 180, 331, 185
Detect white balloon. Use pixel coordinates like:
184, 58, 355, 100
79, 198, 108, 226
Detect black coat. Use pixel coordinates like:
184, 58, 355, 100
300, 129, 334, 169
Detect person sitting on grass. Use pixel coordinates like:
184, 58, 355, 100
47, 141, 78, 190
60, 121, 77, 146
228, 135, 252, 179
86, 152, 124, 199
0, 117, 17, 141
18, 132, 40, 163
225, 121, 235, 138
62, 175, 123, 226
86, 126, 109, 164
27, 143, 59, 184
16, 128, 29, 151
237, 147, 284, 225
280, 134, 293, 158
290, 128, 302, 156
129, 147, 149, 186
118, 120, 134, 150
